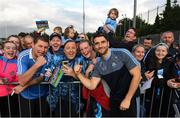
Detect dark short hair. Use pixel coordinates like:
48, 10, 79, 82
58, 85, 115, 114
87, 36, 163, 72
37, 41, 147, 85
127, 27, 137, 36
18, 32, 27, 37
92, 32, 109, 43
144, 37, 152, 40
34, 36, 49, 44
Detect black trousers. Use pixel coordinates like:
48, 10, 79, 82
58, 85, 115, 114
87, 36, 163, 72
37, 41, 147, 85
110, 98, 136, 117
19, 95, 50, 117
0, 94, 19, 117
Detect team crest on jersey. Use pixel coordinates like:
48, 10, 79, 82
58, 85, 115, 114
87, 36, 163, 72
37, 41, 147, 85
10, 71, 15, 76
112, 62, 117, 67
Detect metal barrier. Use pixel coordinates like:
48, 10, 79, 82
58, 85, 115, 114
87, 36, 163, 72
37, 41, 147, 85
1, 81, 180, 117
140, 86, 180, 117
0, 81, 82, 117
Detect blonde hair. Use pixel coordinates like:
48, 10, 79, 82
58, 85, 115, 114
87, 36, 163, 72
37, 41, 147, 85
132, 44, 145, 53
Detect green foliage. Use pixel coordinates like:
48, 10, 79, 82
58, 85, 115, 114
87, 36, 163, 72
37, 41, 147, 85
134, 0, 180, 36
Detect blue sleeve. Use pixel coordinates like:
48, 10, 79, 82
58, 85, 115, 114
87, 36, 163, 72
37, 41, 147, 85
105, 18, 117, 32
105, 18, 112, 24
17, 55, 29, 75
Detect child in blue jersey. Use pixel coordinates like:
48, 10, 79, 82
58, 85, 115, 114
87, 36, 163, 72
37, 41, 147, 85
97, 8, 119, 36
104, 8, 119, 33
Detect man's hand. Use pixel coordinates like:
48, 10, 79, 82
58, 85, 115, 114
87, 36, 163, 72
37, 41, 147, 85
145, 70, 154, 80
167, 79, 180, 88
85, 64, 94, 77
34, 56, 47, 68
37, 27, 45, 33
74, 64, 82, 76
45, 68, 52, 78
13, 85, 26, 94
119, 98, 131, 111
62, 65, 75, 77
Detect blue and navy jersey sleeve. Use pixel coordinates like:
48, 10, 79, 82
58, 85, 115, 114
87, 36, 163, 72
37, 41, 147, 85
46, 54, 64, 71
17, 52, 29, 75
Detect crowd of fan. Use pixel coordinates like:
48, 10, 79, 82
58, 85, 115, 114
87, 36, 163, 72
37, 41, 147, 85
0, 8, 180, 117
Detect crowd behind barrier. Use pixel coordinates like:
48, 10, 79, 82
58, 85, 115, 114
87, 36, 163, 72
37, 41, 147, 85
0, 8, 180, 117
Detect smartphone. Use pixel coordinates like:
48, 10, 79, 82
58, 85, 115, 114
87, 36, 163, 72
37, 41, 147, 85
62, 61, 69, 66
175, 77, 180, 83
149, 68, 156, 72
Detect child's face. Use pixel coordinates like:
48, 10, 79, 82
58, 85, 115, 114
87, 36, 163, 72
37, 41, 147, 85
109, 11, 117, 20
68, 29, 75, 39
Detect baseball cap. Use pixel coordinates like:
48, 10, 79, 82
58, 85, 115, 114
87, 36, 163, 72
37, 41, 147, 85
49, 32, 61, 41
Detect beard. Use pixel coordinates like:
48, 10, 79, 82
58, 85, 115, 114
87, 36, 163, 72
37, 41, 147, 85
98, 47, 108, 56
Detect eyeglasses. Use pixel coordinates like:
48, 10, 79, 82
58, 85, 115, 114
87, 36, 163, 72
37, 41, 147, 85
78, 36, 85, 39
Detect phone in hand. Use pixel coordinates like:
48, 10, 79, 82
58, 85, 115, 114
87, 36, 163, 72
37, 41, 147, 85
62, 61, 69, 66
175, 77, 180, 83
149, 68, 156, 73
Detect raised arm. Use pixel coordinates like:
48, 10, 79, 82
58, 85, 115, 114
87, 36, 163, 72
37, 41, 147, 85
18, 56, 46, 86
74, 64, 101, 90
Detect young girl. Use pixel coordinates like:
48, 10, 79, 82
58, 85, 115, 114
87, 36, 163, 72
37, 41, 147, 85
103, 8, 119, 34
144, 43, 175, 117
62, 25, 76, 45
0, 41, 19, 117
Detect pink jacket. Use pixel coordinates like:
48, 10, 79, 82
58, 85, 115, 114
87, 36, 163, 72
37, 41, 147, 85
0, 56, 18, 97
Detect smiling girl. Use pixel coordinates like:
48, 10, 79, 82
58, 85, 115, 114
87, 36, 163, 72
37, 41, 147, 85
144, 43, 175, 117
0, 41, 19, 116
